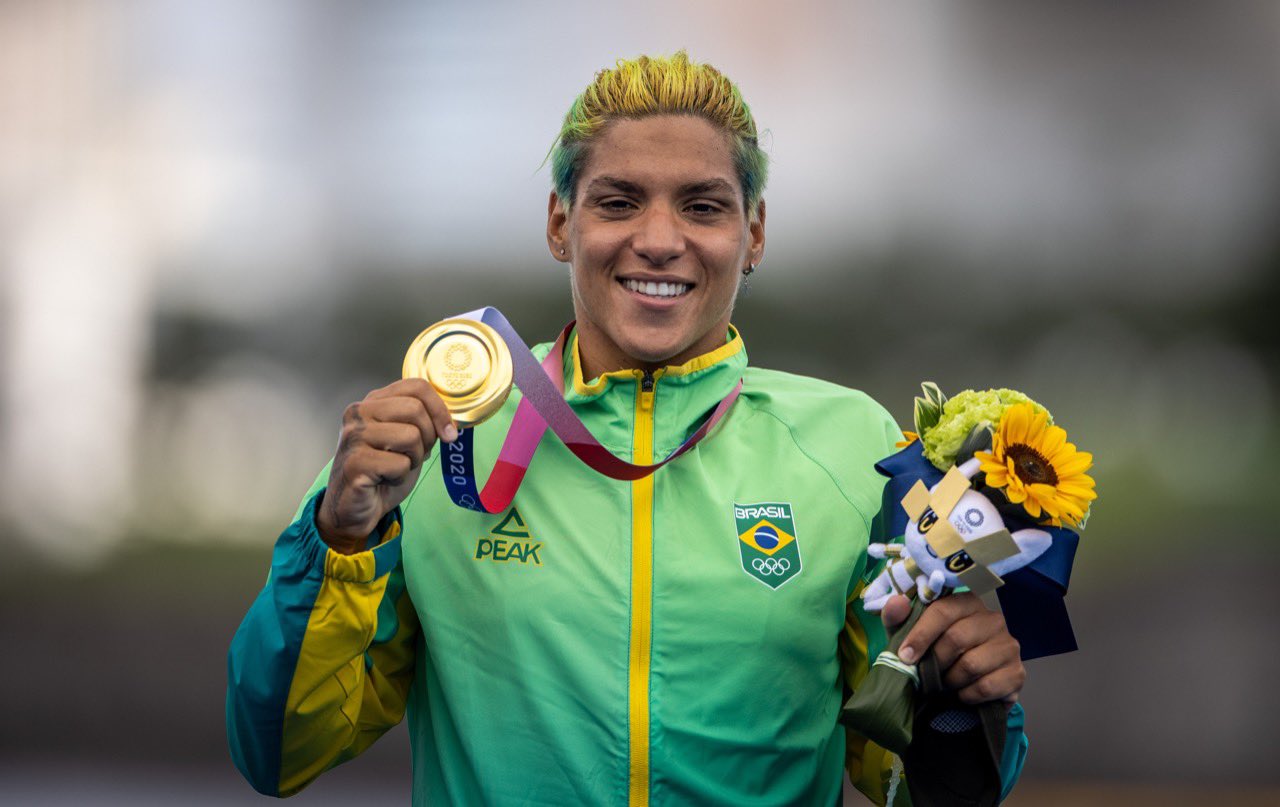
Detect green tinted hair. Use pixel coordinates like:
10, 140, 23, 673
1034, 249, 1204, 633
550, 51, 769, 215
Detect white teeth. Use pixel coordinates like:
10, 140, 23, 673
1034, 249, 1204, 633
622, 278, 690, 298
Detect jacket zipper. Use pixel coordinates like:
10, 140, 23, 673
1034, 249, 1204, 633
629, 368, 657, 806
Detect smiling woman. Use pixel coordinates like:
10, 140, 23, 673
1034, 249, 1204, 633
227, 51, 1031, 807
548, 114, 765, 376
544, 52, 769, 377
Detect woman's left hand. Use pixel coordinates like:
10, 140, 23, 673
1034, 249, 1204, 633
880, 592, 1025, 705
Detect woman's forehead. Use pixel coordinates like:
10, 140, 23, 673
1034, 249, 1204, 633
578, 115, 741, 196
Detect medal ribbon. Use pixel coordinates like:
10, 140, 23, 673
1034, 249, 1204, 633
439, 306, 742, 513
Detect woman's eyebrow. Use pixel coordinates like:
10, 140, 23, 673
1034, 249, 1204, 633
583, 177, 737, 197
584, 176, 644, 195
679, 178, 737, 196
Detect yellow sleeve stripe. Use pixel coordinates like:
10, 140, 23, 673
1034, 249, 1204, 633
321, 520, 402, 583
332, 590, 419, 766
278, 520, 406, 795
846, 737, 903, 806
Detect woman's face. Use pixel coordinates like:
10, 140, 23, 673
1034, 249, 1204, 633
547, 115, 765, 375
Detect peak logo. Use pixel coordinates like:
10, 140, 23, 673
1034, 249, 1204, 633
490, 508, 530, 539
475, 507, 542, 566
734, 501, 802, 589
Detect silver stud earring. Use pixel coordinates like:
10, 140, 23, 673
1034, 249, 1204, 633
560, 247, 566, 255
743, 262, 755, 276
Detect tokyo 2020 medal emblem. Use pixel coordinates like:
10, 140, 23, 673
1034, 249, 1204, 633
402, 318, 514, 428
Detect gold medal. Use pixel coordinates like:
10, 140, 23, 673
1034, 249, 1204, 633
402, 318, 513, 427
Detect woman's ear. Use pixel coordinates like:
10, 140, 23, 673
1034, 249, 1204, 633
749, 198, 766, 267
547, 192, 570, 262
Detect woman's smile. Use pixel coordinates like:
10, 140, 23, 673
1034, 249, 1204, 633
618, 277, 693, 300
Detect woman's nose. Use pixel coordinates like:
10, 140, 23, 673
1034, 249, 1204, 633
631, 206, 685, 266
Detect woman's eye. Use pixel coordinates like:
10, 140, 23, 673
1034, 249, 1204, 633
686, 199, 737, 216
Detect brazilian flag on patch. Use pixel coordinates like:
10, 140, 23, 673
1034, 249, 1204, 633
734, 502, 802, 589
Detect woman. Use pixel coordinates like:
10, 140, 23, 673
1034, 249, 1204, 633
227, 52, 1027, 805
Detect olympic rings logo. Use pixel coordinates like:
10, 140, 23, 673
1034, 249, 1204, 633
752, 557, 791, 576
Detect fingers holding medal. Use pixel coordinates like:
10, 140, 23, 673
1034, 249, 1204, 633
317, 317, 514, 553
318, 377, 457, 554
358, 379, 460, 460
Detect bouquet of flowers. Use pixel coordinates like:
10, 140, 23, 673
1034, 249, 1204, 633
840, 383, 1096, 806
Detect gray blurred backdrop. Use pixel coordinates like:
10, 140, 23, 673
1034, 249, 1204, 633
2, 1, 1278, 805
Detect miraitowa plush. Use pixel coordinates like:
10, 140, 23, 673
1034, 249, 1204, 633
860, 455, 1053, 613
841, 383, 1096, 807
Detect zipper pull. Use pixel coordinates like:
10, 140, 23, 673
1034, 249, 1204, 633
641, 369, 655, 393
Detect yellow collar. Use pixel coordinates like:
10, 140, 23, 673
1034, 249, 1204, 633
568, 325, 745, 397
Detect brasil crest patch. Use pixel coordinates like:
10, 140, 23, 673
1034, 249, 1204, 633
734, 502, 802, 589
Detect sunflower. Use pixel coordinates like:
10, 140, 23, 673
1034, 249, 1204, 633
975, 403, 1097, 528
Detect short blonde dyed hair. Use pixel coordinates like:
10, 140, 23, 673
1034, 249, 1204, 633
550, 51, 768, 215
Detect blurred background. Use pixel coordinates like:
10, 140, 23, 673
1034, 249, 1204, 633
1, 1, 1277, 804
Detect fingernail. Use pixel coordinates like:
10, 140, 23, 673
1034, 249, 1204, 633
899, 646, 916, 664
444, 424, 458, 443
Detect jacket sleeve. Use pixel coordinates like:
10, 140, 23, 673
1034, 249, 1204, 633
226, 472, 419, 797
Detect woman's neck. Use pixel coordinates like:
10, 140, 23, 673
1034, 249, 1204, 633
574, 318, 730, 380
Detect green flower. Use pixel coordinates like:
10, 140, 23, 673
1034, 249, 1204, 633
920, 388, 1051, 471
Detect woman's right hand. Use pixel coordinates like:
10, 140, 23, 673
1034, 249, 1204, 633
316, 378, 457, 554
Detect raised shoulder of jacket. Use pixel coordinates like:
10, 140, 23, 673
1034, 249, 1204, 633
739, 367, 900, 525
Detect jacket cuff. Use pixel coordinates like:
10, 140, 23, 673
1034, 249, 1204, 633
292, 489, 403, 584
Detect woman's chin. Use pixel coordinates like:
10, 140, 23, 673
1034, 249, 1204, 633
622, 342, 685, 367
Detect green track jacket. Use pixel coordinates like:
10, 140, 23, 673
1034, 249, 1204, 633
227, 327, 1027, 805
